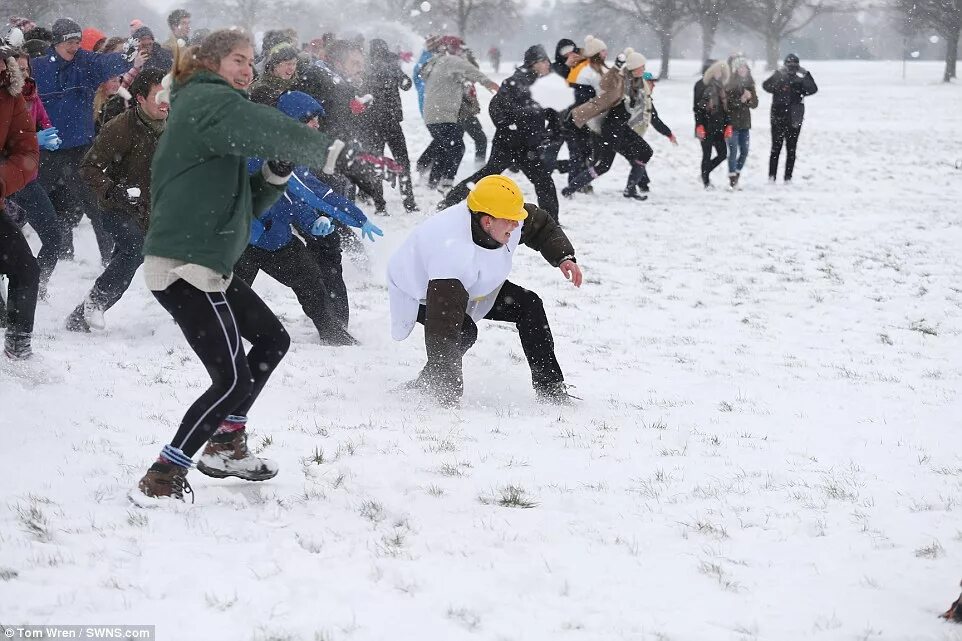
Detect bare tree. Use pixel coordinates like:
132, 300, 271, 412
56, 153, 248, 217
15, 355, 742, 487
686, 0, 742, 61
6, 0, 104, 28
602, 0, 690, 78
421, 0, 521, 36
897, 0, 961, 81
736, 0, 830, 69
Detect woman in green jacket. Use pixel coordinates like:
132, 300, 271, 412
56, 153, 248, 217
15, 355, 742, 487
133, 29, 387, 504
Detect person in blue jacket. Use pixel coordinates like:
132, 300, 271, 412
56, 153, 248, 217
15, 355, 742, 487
32, 17, 144, 262
234, 91, 383, 346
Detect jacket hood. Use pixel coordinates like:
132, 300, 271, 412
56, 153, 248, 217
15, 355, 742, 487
2, 54, 25, 97
702, 59, 730, 85
277, 90, 326, 121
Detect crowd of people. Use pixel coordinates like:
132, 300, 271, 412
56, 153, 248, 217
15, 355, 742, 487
0, 14, 822, 504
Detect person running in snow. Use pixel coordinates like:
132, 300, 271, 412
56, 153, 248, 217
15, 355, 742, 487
388, 175, 582, 406
762, 53, 817, 183
419, 36, 498, 191
562, 48, 659, 200
65, 68, 167, 333
236, 90, 384, 346
439, 45, 560, 220
362, 38, 418, 212
0, 43, 41, 360
132, 29, 394, 504
540, 38, 585, 177
6, 49, 62, 300
724, 54, 758, 189
694, 59, 732, 189
620, 71, 677, 199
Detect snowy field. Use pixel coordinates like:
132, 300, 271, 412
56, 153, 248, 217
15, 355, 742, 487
2, 59, 962, 640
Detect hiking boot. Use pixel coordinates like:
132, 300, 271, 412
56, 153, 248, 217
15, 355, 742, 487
729, 172, 738, 189
197, 427, 279, 481
65, 305, 91, 333
536, 381, 580, 406
133, 462, 193, 504
402, 195, 419, 213
623, 186, 648, 201
83, 297, 105, 330
4, 331, 32, 360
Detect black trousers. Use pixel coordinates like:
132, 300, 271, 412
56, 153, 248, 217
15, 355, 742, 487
153, 277, 290, 457
303, 229, 349, 329
700, 133, 728, 186
369, 119, 415, 203
425, 123, 466, 183
462, 116, 487, 161
416, 280, 564, 393
8, 180, 62, 291
234, 239, 345, 337
37, 146, 113, 263
769, 117, 802, 180
442, 137, 559, 221
73, 210, 144, 315
0, 209, 40, 337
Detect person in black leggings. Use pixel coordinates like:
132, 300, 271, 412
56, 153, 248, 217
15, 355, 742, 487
0, 210, 40, 359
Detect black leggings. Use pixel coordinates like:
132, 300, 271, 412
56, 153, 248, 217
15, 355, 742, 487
769, 118, 802, 180
153, 277, 290, 457
462, 116, 487, 160
0, 209, 40, 337
700, 133, 728, 186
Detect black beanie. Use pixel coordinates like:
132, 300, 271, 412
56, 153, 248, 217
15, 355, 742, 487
523, 44, 548, 67
51, 18, 82, 45
266, 44, 298, 72
784, 53, 800, 66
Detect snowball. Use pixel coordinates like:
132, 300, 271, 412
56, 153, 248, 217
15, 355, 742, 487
421, 1, 431, 11
929, 35, 939, 44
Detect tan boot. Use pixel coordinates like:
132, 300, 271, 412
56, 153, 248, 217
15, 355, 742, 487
131, 462, 193, 505
197, 427, 278, 481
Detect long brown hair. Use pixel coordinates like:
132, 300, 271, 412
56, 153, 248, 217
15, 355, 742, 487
172, 28, 252, 85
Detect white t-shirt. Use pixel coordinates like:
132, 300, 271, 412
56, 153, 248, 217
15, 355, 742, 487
387, 202, 523, 341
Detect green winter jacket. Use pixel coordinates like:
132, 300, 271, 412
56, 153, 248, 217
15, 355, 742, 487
145, 70, 341, 276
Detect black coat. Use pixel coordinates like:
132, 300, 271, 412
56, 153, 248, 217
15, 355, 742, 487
763, 68, 818, 127
364, 47, 412, 123
693, 78, 729, 134
293, 60, 361, 142
488, 67, 549, 150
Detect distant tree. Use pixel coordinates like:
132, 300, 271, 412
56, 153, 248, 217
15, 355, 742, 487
685, 0, 743, 61
736, 0, 833, 69
426, 0, 522, 36
896, 0, 961, 81
5, 0, 103, 29
601, 0, 690, 78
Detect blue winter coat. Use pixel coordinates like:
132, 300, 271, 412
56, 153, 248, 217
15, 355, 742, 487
247, 91, 369, 252
412, 50, 433, 115
33, 47, 132, 150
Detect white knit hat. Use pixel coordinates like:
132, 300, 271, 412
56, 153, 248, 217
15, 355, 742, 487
622, 47, 646, 71
583, 35, 607, 59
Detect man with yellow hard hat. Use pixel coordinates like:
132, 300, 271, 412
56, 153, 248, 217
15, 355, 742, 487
387, 175, 582, 405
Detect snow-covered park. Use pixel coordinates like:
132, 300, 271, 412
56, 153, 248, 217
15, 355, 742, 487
3, 59, 962, 640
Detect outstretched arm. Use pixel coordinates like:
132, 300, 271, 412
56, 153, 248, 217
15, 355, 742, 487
519, 204, 582, 287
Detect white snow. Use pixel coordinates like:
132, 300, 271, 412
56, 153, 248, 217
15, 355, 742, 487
3, 60, 962, 640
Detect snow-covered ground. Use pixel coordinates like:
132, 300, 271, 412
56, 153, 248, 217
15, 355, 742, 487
3, 59, 962, 640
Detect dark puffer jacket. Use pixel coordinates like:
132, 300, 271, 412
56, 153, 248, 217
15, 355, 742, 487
364, 39, 411, 123
763, 68, 818, 127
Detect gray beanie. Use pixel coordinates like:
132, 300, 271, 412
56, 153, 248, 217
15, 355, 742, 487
51, 18, 82, 45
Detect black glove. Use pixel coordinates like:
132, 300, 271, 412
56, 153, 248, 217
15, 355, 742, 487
267, 159, 294, 178
614, 53, 627, 70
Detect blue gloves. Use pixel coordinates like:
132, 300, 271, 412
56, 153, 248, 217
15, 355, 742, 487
361, 220, 383, 242
310, 216, 333, 237
37, 127, 61, 151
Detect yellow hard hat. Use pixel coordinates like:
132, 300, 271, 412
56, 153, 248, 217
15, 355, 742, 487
466, 175, 527, 221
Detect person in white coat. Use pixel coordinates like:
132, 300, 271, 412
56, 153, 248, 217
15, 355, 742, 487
387, 175, 583, 405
